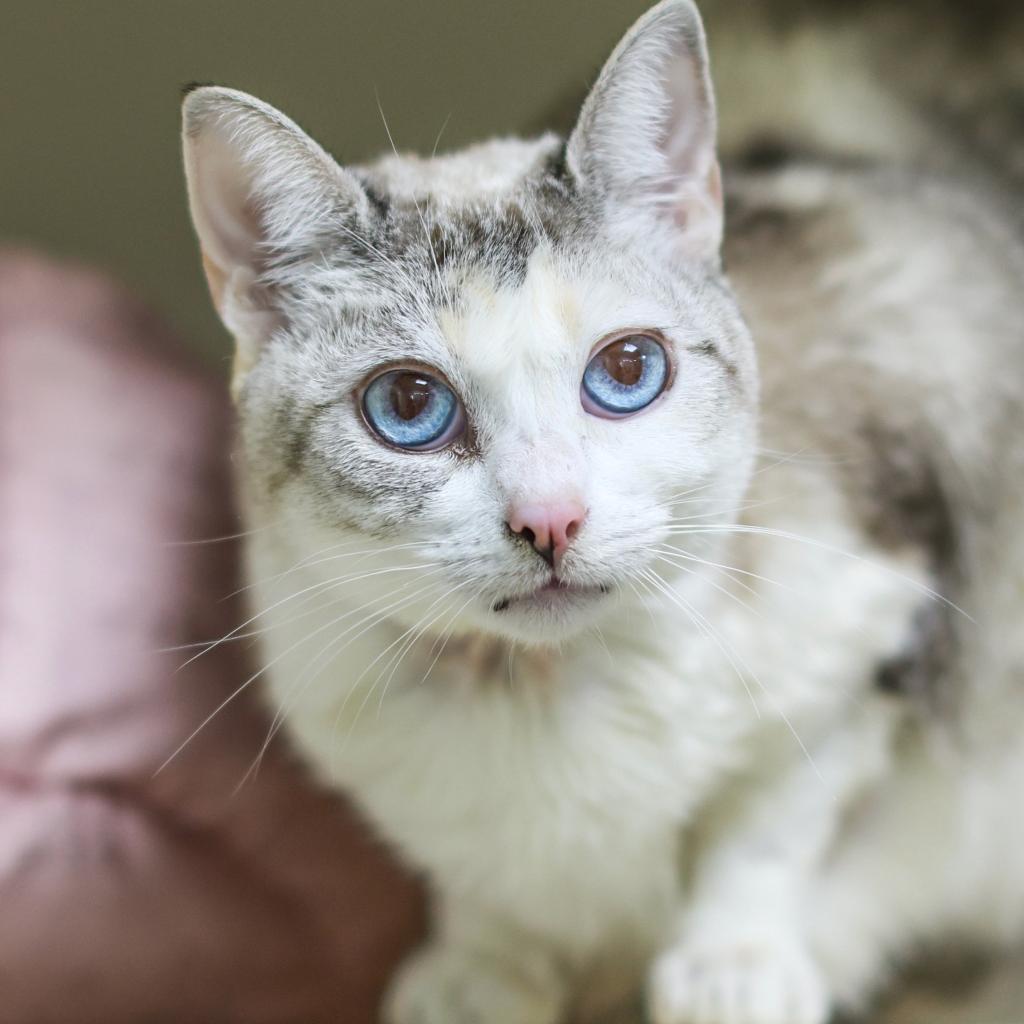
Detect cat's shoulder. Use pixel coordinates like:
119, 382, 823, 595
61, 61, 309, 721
728, 152, 1024, 707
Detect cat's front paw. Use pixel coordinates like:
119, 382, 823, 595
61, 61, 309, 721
648, 929, 829, 1024
383, 941, 564, 1024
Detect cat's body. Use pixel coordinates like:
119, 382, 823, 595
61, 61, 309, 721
182, 3, 1024, 1022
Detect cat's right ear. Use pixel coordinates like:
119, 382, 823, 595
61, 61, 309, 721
181, 86, 370, 382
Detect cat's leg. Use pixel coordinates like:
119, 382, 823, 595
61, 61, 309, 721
383, 897, 567, 1024
807, 729, 1024, 1016
649, 700, 899, 1024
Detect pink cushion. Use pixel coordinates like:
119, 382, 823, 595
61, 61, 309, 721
0, 252, 423, 1023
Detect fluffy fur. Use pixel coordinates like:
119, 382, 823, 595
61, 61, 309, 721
181, 3, 1024, 1022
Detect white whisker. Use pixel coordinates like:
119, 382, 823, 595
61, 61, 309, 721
172, 562, 442, 670
640, 567, 762, 720
643, 568, 830, 789
161, 521, 277, 547
233, 575, 446, 789
160, 573, 444, 778
375, 91, 453, 310
665, 524, 974, 621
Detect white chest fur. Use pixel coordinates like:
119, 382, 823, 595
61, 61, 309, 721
262, 598, 730, 954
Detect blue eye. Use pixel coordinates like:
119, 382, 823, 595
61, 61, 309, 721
362, 368, 465, 450
581, 333, 670, 417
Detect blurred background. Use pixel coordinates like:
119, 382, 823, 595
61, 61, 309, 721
2, 0, 656, 368
6, 1, 1020, 372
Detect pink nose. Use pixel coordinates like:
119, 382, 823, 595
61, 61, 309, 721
506, 501, 587, 569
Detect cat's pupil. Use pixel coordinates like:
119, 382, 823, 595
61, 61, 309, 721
390, 373, 432, 421
602, 340, 645, 386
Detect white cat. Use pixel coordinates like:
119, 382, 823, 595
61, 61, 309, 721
181, 2, 1024, 1022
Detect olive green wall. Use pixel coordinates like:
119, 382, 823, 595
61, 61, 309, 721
2, 0, 650, 369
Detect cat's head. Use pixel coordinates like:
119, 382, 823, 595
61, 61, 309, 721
182, 0, 757, 646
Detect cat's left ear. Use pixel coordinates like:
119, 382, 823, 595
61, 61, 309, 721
566, 0, 722, 261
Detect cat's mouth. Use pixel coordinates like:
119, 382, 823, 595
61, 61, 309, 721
491, 578, 611, 614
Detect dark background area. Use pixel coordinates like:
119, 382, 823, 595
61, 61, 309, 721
2, 1, 653, 368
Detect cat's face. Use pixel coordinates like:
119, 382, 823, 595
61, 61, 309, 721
183, 0, 758, 645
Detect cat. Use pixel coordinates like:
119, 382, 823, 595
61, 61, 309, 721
180, 2, 1024, 1022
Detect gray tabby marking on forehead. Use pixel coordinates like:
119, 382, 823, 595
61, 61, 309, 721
266, 139, 581, 313
350, 149, 581, 294
368, 196, 566, 295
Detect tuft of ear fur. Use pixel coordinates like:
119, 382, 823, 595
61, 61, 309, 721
181, 87, 370, 381
567, 0, 722, 261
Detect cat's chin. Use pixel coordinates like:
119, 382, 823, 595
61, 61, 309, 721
482, 579, 614, 644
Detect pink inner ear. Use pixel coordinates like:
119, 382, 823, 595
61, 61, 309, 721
191, 132, 266, 275
671, 160, 723, 237
186, 125, 287, 360
653, 42, 722, 245
661, 55, 714, 177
